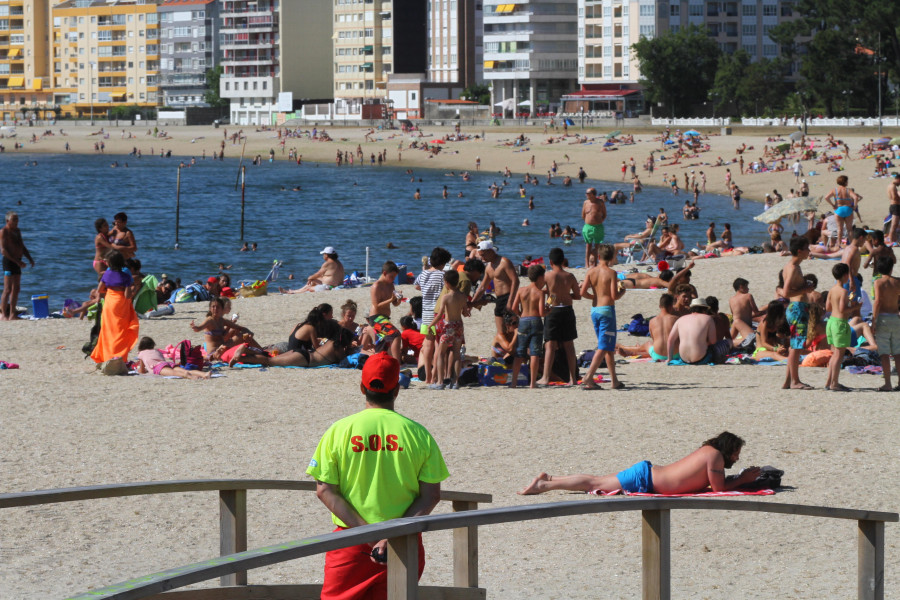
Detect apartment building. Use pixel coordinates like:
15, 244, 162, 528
482, 1, 579, 115
51, 0, 161, 119
574, 0, 800, 113
219, 0, 331, 125
427, 0, 481, 87
332, 0, 425, 114
158, 0, 219, 108
0, 0, 54, 122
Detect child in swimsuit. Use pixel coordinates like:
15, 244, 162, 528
136, 336, 211, 380
492, 312, 518, 365
190, 297, 255, 356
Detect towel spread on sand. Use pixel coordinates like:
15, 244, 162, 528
90, 288, 139, 364
588, 488, 776, 497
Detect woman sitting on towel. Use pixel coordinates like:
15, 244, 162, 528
227, 306, 346, 368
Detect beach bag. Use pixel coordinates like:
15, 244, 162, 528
477, 362, 529, 386
727, 466, 784, 491
174, 339, 204, 370
458, 365, 479, 387
627, 314, 650, 337
577, 349, 595, 368
99, 357, 128, 376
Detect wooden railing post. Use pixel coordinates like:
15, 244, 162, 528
641, 509, 670, 600
452, 500, 479, 588
858, 519, 885, 600
387, 533, 419, 600
219, 489, 247, 586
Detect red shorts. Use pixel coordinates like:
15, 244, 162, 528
321, 528, 425, 600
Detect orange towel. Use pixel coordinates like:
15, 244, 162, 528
91, 289, 139, 363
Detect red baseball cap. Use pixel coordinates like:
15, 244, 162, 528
362, 352, 400, 393
207, 276, 218, 284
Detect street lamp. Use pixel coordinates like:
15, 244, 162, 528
842, 89, 852, 119
580, 106, 584, 130
877, 32, 883, 134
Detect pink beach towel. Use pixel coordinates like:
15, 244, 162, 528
588, 488, 776, 497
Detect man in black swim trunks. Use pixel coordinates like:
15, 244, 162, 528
887, 173, 900, 244
471, 240, 519, 336
537, 248, 580, 385
0, 211, 34, 321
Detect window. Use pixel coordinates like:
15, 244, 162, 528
639, 5, 655, 16
669, 4, 680, 16
639, 24, 655, 36
669, 24, 680, 33
742, 5, 756, 16
742, 24, 756, 36
742, 44, 756, 55
762, 4, 777, 16
763, 44, 777, 56
689, 4, 704, 16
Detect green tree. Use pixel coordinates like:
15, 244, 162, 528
740, 58, 790, 117
709, 50, 752, 115
461, 83, 490, 105
632, 25, 721, 116
204, 66, 228, 109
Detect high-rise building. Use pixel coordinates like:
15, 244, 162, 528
219, 0, 331, 125
332, 0, 425, 114
573, 0, 801, 114
482, 1, 579, 115
0, 0, 54, 122
158, 0, 220, 109
51, 0, 161, 119
427, 0, 482, 87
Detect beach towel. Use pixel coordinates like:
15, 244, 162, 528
589, 488, 776, 497
90, 289, 139, 364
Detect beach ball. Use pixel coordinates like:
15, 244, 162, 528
657, 260, 669, 271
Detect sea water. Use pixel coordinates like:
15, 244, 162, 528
0, 152, 769, 307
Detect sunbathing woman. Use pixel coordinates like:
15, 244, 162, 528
228, 306, 346, 367
749, 301, 789, 360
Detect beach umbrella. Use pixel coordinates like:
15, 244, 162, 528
517, 100, 532, 107
877, 137, 891, 144
684, 130, 700, 136
789, 131, 805, 142
606, 130, 622, 139
753, 196, 819, 224
890, 137, 900, 145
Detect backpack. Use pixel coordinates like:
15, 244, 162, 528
174, 339, 204, 370
626, 314, 650, 337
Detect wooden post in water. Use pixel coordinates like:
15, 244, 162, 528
234, 138, 247, 190
174, 165, 181, 249
240, 165, 246, 241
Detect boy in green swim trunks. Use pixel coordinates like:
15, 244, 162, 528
825, 263, 852, 392
581, 188, 607, 268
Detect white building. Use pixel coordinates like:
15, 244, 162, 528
482, 1, 579, 116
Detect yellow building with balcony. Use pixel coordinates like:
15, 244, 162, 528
0, 0, 54, 122
51, 0, 161, 119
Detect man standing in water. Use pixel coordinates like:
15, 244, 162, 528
0, 211, 34, 320
886, 173, 900, 244
581, 188, 606, 267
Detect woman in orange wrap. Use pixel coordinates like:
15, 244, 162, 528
91, 250, 139, 363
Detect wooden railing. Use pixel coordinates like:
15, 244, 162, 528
3, 484, 896, 600
0, 479, 491, 599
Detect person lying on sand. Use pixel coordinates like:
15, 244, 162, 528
519, 431, 760, 495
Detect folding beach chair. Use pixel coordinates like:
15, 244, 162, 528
623, 217, 661, 264
265, 259, 283, 282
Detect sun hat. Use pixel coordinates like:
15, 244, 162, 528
690, 298, 709, 309
362, 352, 400, 393
320, 246, 336, 255
477, 240, 495, 251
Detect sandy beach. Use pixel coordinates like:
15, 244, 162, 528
9, 120, 900, 229
1, 247, 898, 598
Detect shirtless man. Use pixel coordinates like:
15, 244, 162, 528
288, 247, 345, 293
887, 173, 900, 244
519, 431, 760, 495
667, 298, 717, 363
368, 261, 403, 361
429, 270, 467, 390
729, 278, 765, 340
616, 293, 679, 361
0, 212, 34, 320
471, 240, 519, 336
871, 255, 900, 391
537, 248, 580, 386
781, 237, 815, 389
580, 244, 625, 390
510, 265, 547, 388
109, 212, 137, 259
581, 188, 607, 268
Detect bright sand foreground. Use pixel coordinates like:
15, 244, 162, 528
2, 253, 899, 599
2, 124, 900, 598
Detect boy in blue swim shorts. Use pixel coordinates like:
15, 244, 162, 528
579, 244, 626, 390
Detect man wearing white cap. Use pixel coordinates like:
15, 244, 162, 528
471, 239, 519, 335
295, 246, 345, 292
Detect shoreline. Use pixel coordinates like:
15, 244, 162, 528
4, 123, 896, 228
